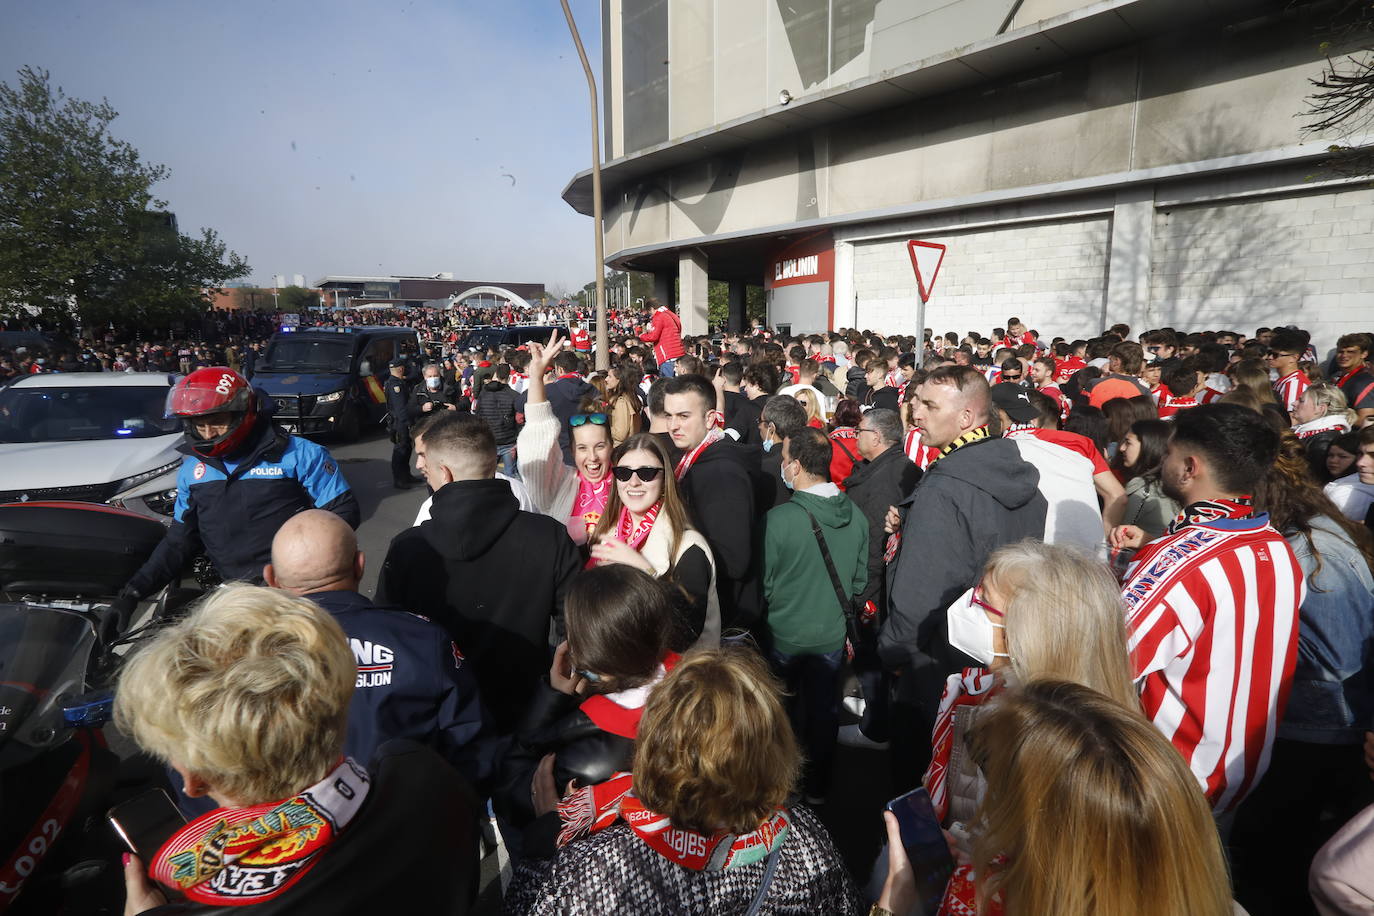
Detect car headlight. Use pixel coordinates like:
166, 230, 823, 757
142, 488, 179, 517
114, 460, 181, 495
317, 390, 344, 403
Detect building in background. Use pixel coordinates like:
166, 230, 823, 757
314, 275, 546, 310
563, 0, 1371, 350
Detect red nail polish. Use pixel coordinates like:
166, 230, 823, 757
122, 852, 131, 867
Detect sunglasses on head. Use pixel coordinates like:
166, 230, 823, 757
613, 465, 663, 482
569, 412, 609, 427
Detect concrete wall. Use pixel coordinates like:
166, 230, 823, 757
1149, 187, 1374, 348
833, 174, 1374, 350
850, 217, 1110, 338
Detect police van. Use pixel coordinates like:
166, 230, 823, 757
253, 326, 421, 440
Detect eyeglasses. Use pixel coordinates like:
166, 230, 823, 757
569, 412, 609, 427
856, 427, 878, 436
1265, 351, 1296, 359
970, 583, 1004, 618
613, 465, 663, 482
1002, 373, 1022, 381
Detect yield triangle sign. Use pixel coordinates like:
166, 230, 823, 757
907, 240, 946, 303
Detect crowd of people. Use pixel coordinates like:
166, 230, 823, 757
51, 307, 1374, 915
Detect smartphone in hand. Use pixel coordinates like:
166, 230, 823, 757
885, 787, 955, 916
108, 788, 186, 864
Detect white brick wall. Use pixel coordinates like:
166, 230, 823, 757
851, 218, 1110, 339
1149, 188, 1374, 351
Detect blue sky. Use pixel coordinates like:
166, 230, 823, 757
1, 0, 604, 293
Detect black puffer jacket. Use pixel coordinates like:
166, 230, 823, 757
845, 365, 868, 400
475, 380, 520, 446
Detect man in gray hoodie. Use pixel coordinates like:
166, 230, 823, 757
879, 365, 1047, 789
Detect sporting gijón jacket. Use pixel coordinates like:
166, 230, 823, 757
123, 422, 360, 598
307, 589, 497, 793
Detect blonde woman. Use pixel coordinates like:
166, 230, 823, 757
1292, 382, 1354, 479
794, 387, 826, 428
114, 585, 478, 914
915, 540, 1138, 913
878, 681, 1235, 916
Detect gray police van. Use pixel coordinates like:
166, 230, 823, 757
252, 326, 421, 440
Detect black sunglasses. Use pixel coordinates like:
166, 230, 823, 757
570, 412, 609, 427
613, 465, 663, 482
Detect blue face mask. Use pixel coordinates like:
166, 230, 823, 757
762, 438, 774, 453
782, 460, 796, 490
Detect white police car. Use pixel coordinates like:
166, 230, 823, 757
0, 373, 183, 521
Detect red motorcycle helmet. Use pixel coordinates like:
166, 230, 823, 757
165, 367, 259, 457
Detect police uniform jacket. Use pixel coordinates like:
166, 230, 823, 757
384, 374, 411, 434
123, 420, 360, 598
308, 589, 498, 793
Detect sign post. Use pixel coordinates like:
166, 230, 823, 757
906, 241, 946, 348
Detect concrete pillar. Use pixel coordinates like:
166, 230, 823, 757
726, 280, 747, 333
832, 239, 855, 330
679, 249, 709, 337
1105, 186, 1156, 333
652, 270, 675, 311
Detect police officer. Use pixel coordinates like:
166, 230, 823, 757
386, 357, 423, 489
116, 366, 360, 619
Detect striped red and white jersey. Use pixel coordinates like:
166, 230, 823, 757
1273, 370, 1310, 413
903, 428, 941, 470
1121, 515, 1304, 813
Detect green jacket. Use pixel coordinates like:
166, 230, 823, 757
763, 488, 869, 655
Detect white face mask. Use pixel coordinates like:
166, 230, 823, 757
947, 587, 1010, 666
425, 376, 441, 389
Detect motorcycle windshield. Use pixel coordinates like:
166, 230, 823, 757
0, 603, 96, 768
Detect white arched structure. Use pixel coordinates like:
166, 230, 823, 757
448, 286, 534, 311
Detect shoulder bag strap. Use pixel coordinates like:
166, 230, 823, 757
743, 838, 785, 916
797, 506, 856, 627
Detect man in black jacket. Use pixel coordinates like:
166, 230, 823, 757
377, 411, 580, 736
661, 374, 762, 630
839, 407, 922, 748
474, 363, 522, 478
264, 509, 496, 792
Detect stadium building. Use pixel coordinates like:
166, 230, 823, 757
562, 0, 1372, 349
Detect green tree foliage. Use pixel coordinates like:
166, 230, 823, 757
278, 285, 321, 312
0, 66, 248, 331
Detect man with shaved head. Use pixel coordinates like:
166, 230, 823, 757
264, 509, 494, 792
878, 365, 1047, 789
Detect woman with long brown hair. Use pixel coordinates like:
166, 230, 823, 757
589, 432, 719, 648
1231, 433, 1374, 913
605, 357, 645, 445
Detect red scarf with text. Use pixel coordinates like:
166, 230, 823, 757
150, 758, 369, 906
557, 773, 789, 870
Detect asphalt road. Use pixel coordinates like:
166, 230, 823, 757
327, 426, 429, 596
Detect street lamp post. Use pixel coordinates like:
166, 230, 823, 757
559, 0, 608, 371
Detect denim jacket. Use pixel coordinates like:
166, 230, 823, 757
1278, 515, 1374, 744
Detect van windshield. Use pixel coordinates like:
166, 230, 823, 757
261, 338, 353, 373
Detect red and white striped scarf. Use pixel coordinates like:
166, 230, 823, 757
674, 424, 724, 481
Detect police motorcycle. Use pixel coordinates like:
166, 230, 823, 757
0, 500, 197, 914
